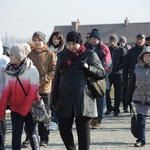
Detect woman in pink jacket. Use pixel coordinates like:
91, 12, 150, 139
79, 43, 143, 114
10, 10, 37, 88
0, 43, 40, 150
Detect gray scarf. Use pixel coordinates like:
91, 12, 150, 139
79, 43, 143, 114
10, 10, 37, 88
5, 58, 32, 76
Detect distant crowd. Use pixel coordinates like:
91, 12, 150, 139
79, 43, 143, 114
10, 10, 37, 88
0, 29, 150, 150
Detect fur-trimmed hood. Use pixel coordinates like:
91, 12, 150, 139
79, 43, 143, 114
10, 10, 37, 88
138, 46, 150, 61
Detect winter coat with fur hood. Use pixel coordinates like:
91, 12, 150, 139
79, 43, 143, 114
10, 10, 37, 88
126, 46, 150, 106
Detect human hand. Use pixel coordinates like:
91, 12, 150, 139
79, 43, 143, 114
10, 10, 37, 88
77, 61, 89, 70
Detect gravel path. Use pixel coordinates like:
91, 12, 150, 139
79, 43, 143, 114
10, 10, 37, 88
4, 106, 150, 150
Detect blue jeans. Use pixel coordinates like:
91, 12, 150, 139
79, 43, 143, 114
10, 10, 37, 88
137, 114, 146, 144
94, 72, 109, 123
0, 121, 5, 150
95, 96, 106, 123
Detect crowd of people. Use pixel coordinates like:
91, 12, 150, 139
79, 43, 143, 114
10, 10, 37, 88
0, 29, 150, 150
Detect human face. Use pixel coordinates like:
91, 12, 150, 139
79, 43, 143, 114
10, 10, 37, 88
143, 53, 150, 64
66, 42, 80, 53
9, 53, 21, 66
146, 40, 150, 46
110, 40, 118, 47
86, 36, 90, 43
90, 37, 100, 46
52, 36, 60, 46
136, 38, 145, 47
33, 38, 44, 49
119, 41, 126, 48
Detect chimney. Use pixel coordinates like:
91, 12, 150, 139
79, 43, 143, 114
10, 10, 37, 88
124, 17, 129, 26
71, 19, 80, 31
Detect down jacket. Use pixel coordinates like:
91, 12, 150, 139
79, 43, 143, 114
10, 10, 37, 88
51, 49, 105, 118
0, 63, 40, 118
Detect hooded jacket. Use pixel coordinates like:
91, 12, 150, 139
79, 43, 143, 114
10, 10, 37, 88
126, 46, 150, 106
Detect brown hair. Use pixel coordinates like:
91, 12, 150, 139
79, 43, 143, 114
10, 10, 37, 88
47, 31, 64, 49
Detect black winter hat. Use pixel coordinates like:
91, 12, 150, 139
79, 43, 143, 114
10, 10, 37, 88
89, 29, 101, 40
146, 36, 150, 41
109, 34, 118, 42
136, 33, 145, 39
32, 31, 46, 43
66, 30, 83, 45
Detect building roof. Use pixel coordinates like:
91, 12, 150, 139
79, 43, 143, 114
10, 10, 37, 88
53, 18, 150, 45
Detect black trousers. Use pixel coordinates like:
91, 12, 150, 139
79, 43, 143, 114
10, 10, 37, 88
58, 116, 91, 150
106, 74, 122, 113
0, 121, 5, 150
11, 112, 39, 150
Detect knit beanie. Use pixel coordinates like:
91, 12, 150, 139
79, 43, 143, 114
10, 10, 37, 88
89, 29, 101, 40
32, 31, 46, 43
10, 43, 31, 61
119, 36, 127, 43
136, 33, 145, 39
109, 34, 118, 42
66, 30, 83, 45
146, 36, 150, 41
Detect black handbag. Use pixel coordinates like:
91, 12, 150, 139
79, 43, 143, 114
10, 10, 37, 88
86, 76, 106, 98
129, 104, 138, 138
16, 76, 49, 122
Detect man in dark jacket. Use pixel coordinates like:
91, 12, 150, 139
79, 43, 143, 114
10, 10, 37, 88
86, 28, 112, 128
105, 34, 127, 116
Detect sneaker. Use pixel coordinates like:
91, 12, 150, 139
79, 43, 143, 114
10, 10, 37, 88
91, 119, 100, 129
40, 141, 48, 147
50, 122, 58, 131
134, 141, 145, 147
21, 140, 30, 148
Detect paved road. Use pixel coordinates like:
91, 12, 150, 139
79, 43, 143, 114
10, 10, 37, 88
4, 105, 150, 150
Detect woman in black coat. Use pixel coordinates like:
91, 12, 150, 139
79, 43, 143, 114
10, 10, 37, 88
51, 30, 105, 150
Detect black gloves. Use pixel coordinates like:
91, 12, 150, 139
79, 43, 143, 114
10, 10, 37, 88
96, 51, 105, 60
77, 61, 89, 70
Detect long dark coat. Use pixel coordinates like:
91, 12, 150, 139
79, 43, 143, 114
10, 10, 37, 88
51, 49, 105, 118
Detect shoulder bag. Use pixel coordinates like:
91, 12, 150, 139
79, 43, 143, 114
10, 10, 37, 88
16, 76, 49, 122
129, 103, 138, 138
86, 76, 106, 98
84, 52, 106, 98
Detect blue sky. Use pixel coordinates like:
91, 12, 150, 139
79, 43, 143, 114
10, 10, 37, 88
0, 0, 150, 39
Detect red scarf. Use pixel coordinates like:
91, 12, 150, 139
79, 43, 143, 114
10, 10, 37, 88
60, 44, 86, 71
